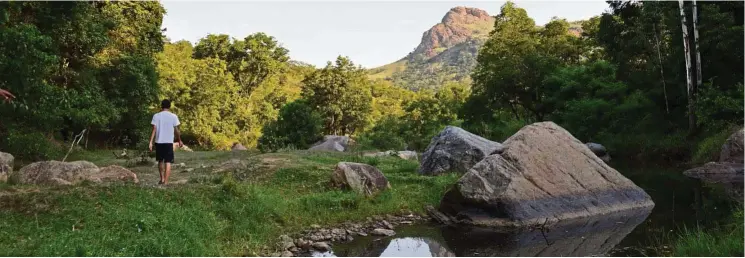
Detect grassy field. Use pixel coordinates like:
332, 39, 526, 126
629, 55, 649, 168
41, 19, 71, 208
0, 150, 459, 256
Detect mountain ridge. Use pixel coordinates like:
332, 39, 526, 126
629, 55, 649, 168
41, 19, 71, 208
369, 6, 585, 91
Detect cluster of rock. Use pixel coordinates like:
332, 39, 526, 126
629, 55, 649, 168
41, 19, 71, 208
308, 135, 352, 152
8, 160, 138, 186
418, 123, 653, 227
683, 128, 744, 202
268, 213, 426, 257
363, 150, 418, 160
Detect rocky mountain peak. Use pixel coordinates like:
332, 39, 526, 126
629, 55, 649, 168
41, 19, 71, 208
412, 7, 495, 59
441, 6, 492, 24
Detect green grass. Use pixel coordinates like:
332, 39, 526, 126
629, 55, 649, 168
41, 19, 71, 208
672, 209, 744, 257
0, 150, 458, 256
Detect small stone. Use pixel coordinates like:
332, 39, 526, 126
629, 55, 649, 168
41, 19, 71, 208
400, 221, 413, 224
312, 242, 331, 252
366, 217, 373, 223
331, 228, 346, 235
310, 235, 322, 242
311, 224, 321, 229
371, 228, 395, 236
281, 251, 293, 257
373, 215, 383, 221
184, 168, 194, 173
270, 252, 281, 257
280, 241, 295, 250
357, 231, 368, 237
345, 235, 354, 242
386, 214, 396, 221
382, 220, 394, 230
289, 247, 298, 253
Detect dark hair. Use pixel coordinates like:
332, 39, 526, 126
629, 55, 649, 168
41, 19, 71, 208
161, 99, 171, 109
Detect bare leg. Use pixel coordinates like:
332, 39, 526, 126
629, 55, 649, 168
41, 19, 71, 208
164, 163, 172, 184
158, 161, 165, 184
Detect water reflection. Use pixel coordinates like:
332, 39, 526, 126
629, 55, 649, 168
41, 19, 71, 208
313, 208, 652, 257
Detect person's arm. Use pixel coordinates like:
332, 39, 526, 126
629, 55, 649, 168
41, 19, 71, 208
175, 126, 183, 148
174, 115, 183, 147
149, 125, 156, 152
0, 89, 15, 103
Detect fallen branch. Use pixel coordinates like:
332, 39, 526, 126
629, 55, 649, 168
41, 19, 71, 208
62, 129, 86, 162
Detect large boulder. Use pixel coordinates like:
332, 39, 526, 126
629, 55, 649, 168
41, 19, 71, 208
585, 142, 610, 163
419, 126, 503, 176
719, 128, 744, 163
439, 122, 654, 227
309, 135, 351, 152
0, 152, 13, 183
13, 161, 138, 186
331, 162, 390, 196
14, 161, 100, 185
232, 143, 248, 151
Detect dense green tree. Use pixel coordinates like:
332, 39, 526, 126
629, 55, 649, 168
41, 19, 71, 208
257, 100, 323, 153
302, 56, 373, 135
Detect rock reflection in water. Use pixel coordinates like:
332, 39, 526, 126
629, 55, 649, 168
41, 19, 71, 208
313, 208, 651, 257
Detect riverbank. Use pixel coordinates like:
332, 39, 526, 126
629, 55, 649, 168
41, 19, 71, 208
0, 150, 458, 256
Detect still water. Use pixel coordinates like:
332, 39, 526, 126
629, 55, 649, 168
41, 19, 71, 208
312, 167, 741, 257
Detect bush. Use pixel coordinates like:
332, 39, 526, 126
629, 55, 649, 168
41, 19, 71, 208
257, 100, 323, 153
692, 126, 740, 164
1, 130, 63, 161
357, 117, 407, 151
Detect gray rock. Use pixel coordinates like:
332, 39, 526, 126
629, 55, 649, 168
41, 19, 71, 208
12, 161, 137, 185
357, 231, 368, 236
232, 142, 248, 151
439, 122, 655, 227
0, 152, 13, 183
281, 251, 294, 257
309, 135, 351, 152
381, 220, 394, 230
330, 162, 390, 196
279, 235, 295, 250
419, 126, 503, 176
586, 142, 611, 163
312, 242, 331, 252
371, 228, 396, 236
425, 205, 452, 225
397, 151, 418, 160
719, 128, 744, 163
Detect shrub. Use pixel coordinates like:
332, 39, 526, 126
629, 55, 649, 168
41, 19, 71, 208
1, 130, 63, 161
257, 100, 323, 153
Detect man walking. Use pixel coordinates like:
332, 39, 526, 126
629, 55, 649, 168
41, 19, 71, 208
149, 99, 183, 185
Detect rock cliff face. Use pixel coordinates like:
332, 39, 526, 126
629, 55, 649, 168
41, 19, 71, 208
413, 7, 495, 58
368, 7, 495, 91
439, 122, 654, 227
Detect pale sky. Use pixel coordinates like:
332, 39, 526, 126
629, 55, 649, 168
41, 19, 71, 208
161, 1, 610, 68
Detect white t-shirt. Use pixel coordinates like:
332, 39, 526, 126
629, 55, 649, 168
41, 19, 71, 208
151, 111, 181, 144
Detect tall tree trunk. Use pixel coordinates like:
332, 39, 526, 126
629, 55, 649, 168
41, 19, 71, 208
692, 0, 703, 116
678, 0, 696, 133
652, 23, 670, 114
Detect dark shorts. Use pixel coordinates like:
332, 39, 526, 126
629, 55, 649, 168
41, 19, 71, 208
155, 143, 175, 163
